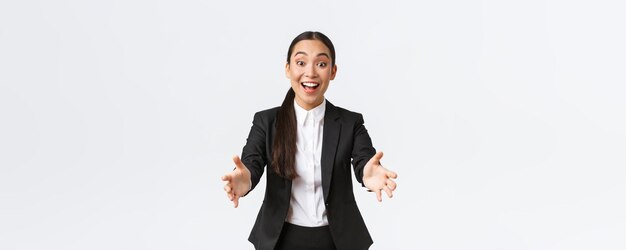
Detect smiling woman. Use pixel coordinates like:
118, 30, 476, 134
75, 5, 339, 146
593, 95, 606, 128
221, 31, 398, 250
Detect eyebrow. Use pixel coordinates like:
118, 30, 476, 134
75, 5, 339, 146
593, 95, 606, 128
294, 51, 331, 59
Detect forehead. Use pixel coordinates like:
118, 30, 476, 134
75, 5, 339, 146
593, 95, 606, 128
291, 40, 331, 57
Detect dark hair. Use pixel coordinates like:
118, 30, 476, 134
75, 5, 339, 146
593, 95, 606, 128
271, 31, 336, 179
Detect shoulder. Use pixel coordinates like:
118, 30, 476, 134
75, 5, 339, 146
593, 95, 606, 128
327, 101, 365, 123
334, 105, 363, 117
254, 106, 280, 117
251, 106, 280, 124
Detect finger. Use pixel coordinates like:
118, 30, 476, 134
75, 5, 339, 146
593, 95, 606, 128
386, 179, 397, 190
386, 170, 398, 179
221, 175, 230, 181
233, 194, 240, 208
383, 185, 393, 198
375, 189, 382, 202
224, 184, 232, 193
226, 192, 233, 201
232, 155, 245, 170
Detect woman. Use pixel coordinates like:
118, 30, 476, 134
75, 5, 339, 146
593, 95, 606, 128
221, 31, 398, 250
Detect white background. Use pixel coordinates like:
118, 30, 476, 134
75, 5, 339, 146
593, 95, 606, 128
1, 0, 625, 249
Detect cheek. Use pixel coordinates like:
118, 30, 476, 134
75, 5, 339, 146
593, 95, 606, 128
321, 71, 333, 82
322, 68, 333, 77
287, 69, 303, 80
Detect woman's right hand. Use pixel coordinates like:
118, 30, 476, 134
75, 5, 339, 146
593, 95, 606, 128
221, 155, 252, 208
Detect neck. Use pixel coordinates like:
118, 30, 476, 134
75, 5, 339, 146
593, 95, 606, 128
295, 98, 324, 111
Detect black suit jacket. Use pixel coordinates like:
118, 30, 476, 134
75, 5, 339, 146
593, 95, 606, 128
241, 100, 376, 250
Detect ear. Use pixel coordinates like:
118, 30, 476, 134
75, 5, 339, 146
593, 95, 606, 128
330, 64, 337, 80
285, 63, 290, 79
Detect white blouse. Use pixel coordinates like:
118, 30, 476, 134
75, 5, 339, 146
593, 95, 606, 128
285, 99, 328, 227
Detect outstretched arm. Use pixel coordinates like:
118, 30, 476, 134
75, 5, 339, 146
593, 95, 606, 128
221, 111, 268, 208
363, 151, 398, 202
220, 155, 251, 208
350, 114, 398, 202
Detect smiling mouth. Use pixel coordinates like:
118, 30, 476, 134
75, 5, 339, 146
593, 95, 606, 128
301, 82, 320, 93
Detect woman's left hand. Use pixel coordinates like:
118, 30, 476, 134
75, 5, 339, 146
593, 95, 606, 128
363, 151, 398, 202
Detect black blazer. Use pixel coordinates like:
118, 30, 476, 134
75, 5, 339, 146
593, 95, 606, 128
241, 100, 376, 250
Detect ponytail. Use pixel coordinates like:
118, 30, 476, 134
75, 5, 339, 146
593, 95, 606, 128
271, 88, 297, 179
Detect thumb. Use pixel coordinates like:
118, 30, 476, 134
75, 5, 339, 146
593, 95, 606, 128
373, 151, 383, 163
233, 155, 245, 170
365, 152, 384, 173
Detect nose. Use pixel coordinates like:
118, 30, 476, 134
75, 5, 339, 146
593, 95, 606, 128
304, 64, 317, 78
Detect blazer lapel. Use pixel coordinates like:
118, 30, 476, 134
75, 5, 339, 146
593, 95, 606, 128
321, 100, 340, 202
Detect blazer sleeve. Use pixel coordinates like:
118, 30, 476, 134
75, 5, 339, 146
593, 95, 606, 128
241, 111, 268, 194
351, 113, 376, 186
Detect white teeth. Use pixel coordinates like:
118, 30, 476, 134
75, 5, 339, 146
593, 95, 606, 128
302, 82, 319, 87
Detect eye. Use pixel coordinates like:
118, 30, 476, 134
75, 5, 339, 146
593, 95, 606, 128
296, 61, 305, 66
317, 62, 327, 67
